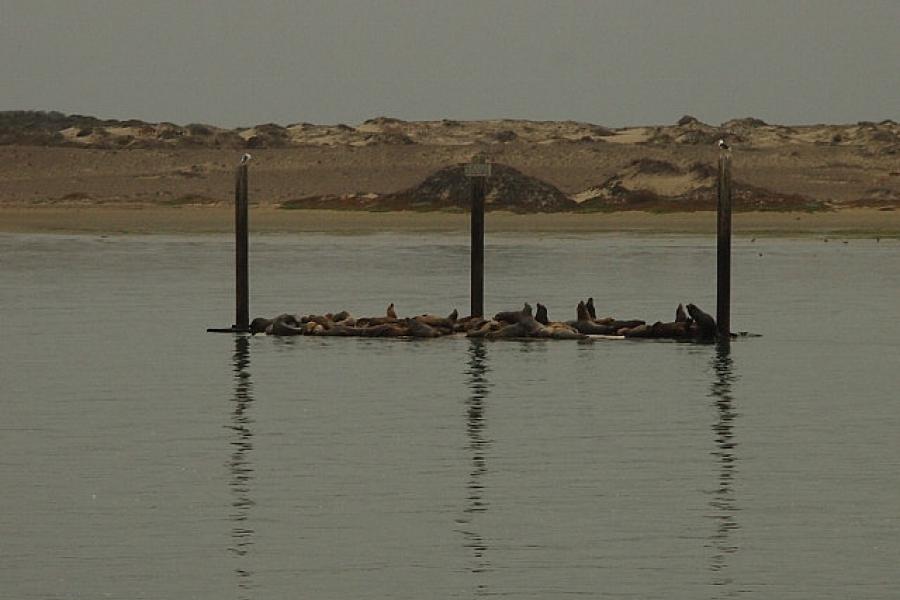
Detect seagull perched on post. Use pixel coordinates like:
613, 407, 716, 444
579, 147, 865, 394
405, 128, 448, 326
240, 153, 252, 165
717, 138, 730, 151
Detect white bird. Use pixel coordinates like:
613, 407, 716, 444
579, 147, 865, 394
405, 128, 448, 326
240, 153, 252, 165
717, 139, 730, 151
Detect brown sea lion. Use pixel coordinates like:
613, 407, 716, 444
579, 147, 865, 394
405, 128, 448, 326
629, 321, 689, 339
621, 323, 652, 338
675, 303, 688, 323
493, 308, 524, 324
567, 301, 617, 335
404, 317, 441, 338
465, 320, 501, 338
249, 317, 272, 334
360, 323, 406, 337
484, 321, 533, 339
533, 303, 586, 338
584, 297, 617, 325
331, 310, 351, 323
686, 303, 717, 339
484, 304, 548, 339
267, 314, 304, 336
415, 308, 458, 330
539, 325, 587, 340
386, 303, 398, 320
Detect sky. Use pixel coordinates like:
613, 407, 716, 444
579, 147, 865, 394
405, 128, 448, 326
1, 0, 898, 127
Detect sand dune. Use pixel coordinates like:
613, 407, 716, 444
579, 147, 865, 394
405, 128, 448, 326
1, 111, 898, 218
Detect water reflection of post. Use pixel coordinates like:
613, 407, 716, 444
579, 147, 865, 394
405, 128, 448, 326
228, 335, 255, 599
707, 340, 740, 593
456, 339, 492, 592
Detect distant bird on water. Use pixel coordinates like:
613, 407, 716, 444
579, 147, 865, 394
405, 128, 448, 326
240, 153, 252, 165
717, 138, 730, 151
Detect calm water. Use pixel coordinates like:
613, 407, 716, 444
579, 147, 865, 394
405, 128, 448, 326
1, 232, 899, 599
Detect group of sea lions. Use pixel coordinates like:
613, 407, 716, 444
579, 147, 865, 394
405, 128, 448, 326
249, 304, 470, 338
249, 298, 719, 341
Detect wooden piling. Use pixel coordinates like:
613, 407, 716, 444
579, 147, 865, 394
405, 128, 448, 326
234, 163, 250, 332
465, 157, 490, 318
716, 151, 732, 341
470, 175, 485, 318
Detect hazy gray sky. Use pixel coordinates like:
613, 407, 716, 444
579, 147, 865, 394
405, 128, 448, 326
2, 0, 897, 127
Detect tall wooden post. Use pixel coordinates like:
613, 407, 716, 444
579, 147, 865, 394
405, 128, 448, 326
465, 158, 490, 318
716, 151, 732, 341
234, 162, 250, 332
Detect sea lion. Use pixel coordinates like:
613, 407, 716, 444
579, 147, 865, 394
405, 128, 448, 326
621, 323, 652, 338
360, 323, 406, 337
415, 308, 458, 330
567, 301, 617, 335
625, 320, 689, 339
484, 304, 554, 339
356, 304, 401, 327
493, 308, 525, 324
583, 297, 617, 325
404, 317, 441, 338
610, 319, 646, 333
267, 313, 304, 336
686, 303, 717, 339
317, 323, 366, 337
533, 303, 586, 338
484, 321, 533, 339
249, 317, 272, 334
466, 320, 501, 338
675, 303, 688, 323
331, 310, 351, 323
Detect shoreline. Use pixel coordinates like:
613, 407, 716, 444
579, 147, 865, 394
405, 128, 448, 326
1, 205, 898, 236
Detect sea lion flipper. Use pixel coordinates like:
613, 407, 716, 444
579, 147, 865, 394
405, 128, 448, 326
586, 297, 597, 320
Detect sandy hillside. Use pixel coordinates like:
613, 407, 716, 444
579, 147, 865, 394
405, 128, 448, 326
0, 111, 898, 213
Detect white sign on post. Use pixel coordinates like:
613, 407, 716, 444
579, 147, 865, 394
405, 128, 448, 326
464, 163, 492, 178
